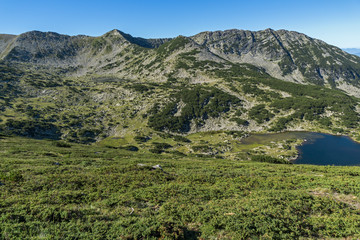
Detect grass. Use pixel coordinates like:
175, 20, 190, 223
1, 136, 360, 239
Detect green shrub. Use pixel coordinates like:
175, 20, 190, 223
134, 136, 151, 143
127, 84, 154, 93
2, 119, 61, 140
248, 104, 274, 123
270, 116, 294, 132
54, 141, 72, 148
1, 171, 24, 182
122, 145, 139, 151
149, 148, 164, 154
148, 86, 241, 132
173, 135, 191, 143
231, 118, 249, 126
192, 145, 212, 152
152, 142, 172, 149
251, 155, 290, 164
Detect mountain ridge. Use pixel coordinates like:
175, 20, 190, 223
1, 28, 360, 96
1, 28, 360, 145
3, 28, 360, 239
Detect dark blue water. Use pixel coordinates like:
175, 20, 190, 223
294, 133, 360, 166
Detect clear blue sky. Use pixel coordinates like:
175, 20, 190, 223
0, 0, 359, 48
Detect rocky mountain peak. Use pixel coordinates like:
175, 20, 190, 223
106, 29, 122, 36
103, 29, 171, 48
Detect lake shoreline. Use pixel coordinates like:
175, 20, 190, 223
242, 131, 360, 166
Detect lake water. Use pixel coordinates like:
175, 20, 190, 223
242, 132, 360, 166
294, 132, 360, 166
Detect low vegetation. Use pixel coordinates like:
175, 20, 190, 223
148, 86, 241, 133
1, 136, 360, 239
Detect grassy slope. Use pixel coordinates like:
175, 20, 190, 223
1, 136, 360, 239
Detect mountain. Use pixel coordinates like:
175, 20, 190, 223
343, 48, 360, 57
1, 29, 360, 147
192, 29, 360, 91
2, 29, 360, 95
3, 29, 360, 240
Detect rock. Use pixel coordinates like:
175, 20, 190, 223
152, 164, 163, 170
137, 164, 163, 171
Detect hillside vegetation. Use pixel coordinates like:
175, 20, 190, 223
1, 136, 360, 239
2, 29, 360, 147
2, 29, 360, 239
1, 57, 360, 158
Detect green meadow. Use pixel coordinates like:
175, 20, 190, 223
1, 136, 360, 239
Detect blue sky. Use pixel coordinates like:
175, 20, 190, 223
0, 0, 359, 48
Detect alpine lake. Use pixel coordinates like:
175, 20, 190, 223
242, 132, 360, 166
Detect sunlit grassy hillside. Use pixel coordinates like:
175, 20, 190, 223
1, 136, 360, 239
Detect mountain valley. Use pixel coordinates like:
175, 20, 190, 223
2, 28, 360, 239
1, 29, 360, 159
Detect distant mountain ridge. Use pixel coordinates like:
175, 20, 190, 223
1, 28, 360, 96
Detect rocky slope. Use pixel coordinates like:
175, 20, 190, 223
191, 29, 360, 92
1, 28, 360, 146
1, 29, 360, 95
